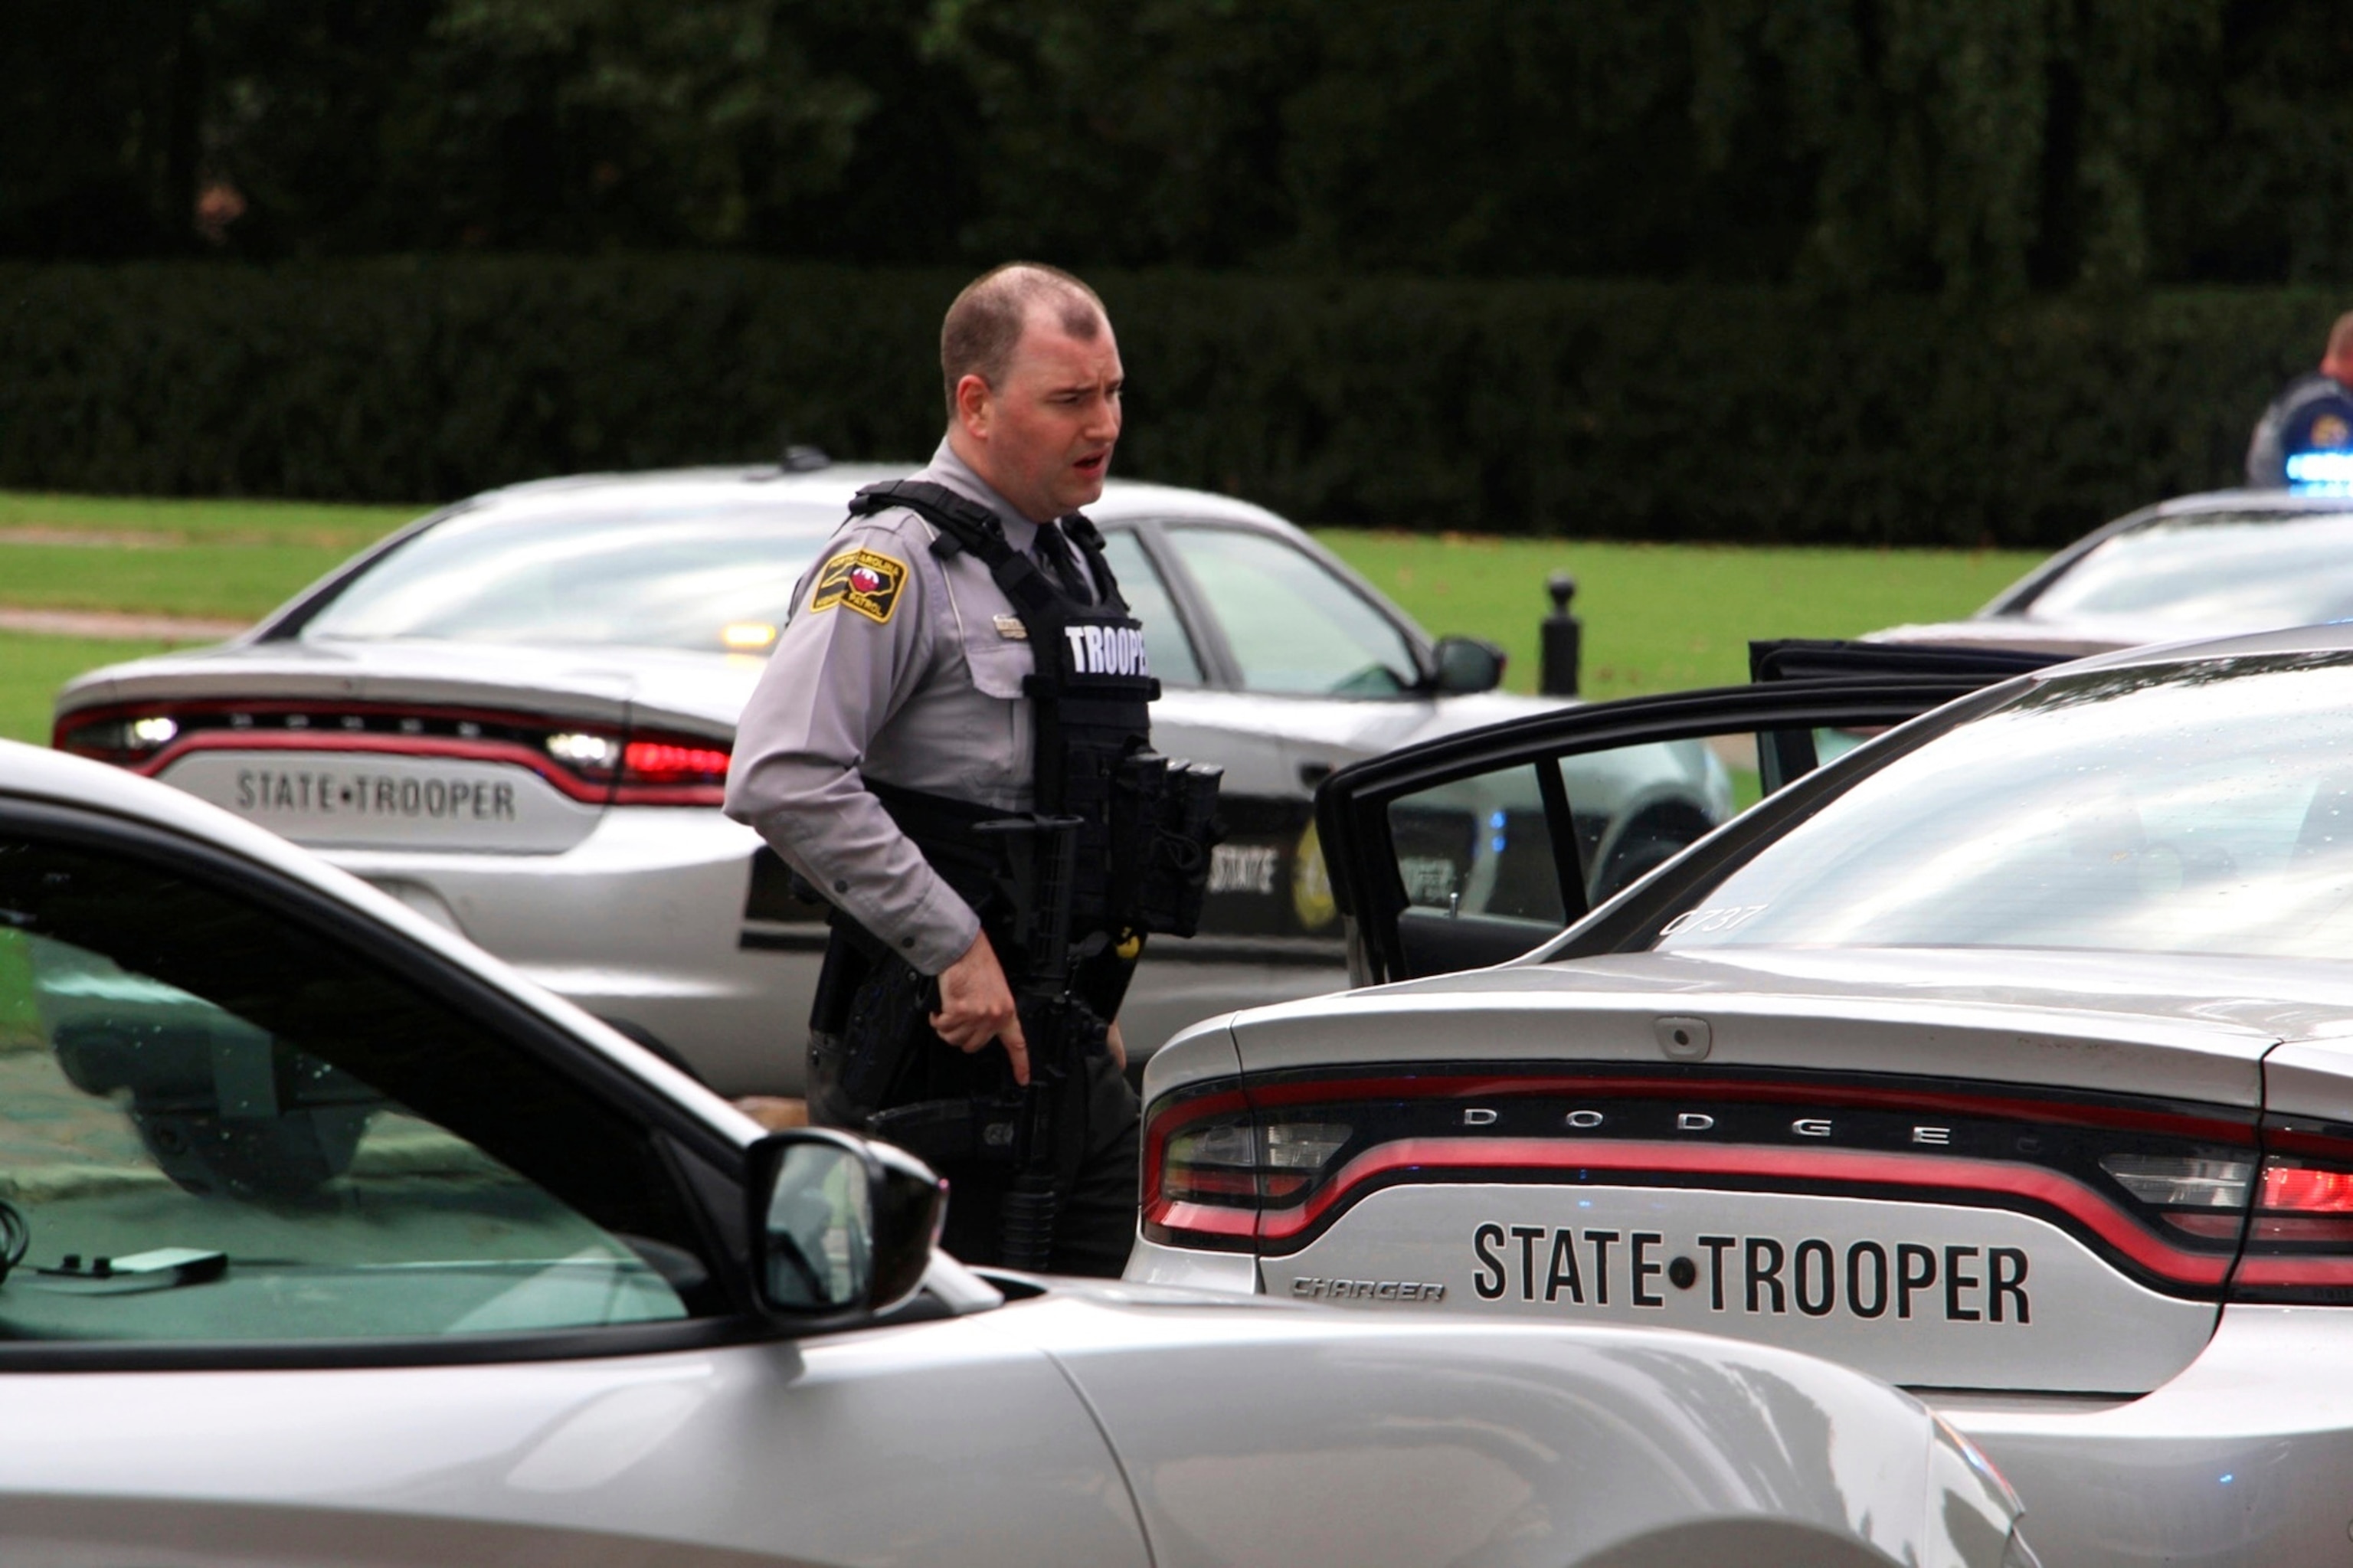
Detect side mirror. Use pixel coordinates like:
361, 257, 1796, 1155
1430, 635, 1507, 695
747, 1129, 946, 1318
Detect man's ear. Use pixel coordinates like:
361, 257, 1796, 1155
954, 373, 993, 440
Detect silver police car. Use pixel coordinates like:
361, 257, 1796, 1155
0, 734, 2031, 1568
51, 463, 1726, 1094
1137, 622, 2353, 1566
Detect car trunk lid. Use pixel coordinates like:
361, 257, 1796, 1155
54, 640, 760, 853
1142, 947, 2338, 1393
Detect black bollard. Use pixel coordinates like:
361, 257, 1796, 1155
1540, 572, 1582, 697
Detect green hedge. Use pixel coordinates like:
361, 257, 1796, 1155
0, 260, 2338, 548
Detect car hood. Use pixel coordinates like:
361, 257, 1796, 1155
1191, 944, 2353, 1108
55, 637, 765, 738
999, 1288, 2011, 1568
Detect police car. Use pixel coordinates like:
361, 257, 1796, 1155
1871, 486, 2353, 658
0, 735, 2030, 1568
50, 463, 1726, 1094
1131, 622, 2353, 1566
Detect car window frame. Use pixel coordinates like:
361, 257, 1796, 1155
0, 795, 783, 1373
1141, 518, 1435, 697
1315, 678, 2021, 987
1094, 519, 1219, 689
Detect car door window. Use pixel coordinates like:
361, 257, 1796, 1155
1325, 682, 2003, 986
1383, 736, 1740, 961
1364, 720, 1835, 979
1096, 529, 1203, 686
0, 833, 713, 1344
1163, 527, 1419, 696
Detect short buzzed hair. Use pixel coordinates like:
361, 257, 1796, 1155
941, 263, 1107, 417
2328, 310, 2353, 365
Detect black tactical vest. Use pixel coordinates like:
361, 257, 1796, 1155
843, 479, 1162, 953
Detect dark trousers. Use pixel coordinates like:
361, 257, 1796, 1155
809, 1030, 1141, 1278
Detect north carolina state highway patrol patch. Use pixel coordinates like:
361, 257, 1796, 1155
810, 548, 908, 624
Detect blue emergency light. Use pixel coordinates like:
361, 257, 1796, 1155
2286, 450, 2353, 491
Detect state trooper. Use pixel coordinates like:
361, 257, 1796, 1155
2247, 310, 2353, 488
724, 263, 1215, 1277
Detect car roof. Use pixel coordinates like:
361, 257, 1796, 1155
0, 737, 762, 1140
2134, 488, 2353, 522
460, 462, 1295, 532
2037, 614, 2353, 675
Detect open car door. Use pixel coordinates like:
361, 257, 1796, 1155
1317, 643, 2063, 988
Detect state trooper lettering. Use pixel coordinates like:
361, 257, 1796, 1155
1471, 1223, 2031, 1324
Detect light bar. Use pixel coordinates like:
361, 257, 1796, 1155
2286, 450, 2353, 489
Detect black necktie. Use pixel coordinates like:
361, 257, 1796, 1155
1032, 523, 1091, 602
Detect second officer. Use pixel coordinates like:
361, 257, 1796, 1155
723, 262, 1213, 1277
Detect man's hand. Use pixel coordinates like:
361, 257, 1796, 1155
1105, 1020, 1127, 1072
931, 930, 1029, 1085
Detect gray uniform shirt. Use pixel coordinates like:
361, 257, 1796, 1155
723, 440, 1079, 975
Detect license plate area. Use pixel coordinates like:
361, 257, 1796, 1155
1267, 1183, 2219, 1393
160, 751, 603, 853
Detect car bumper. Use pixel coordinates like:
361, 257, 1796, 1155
1127, 1241, 2353, 1567
1933, 1304, 2353, 1566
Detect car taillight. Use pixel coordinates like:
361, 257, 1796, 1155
1144, 1087, 1358, 1249
1144, 1066, 2265, 1288
626, 739, 730, 783
2257, 1162, 2353, 1236
611, 732, 731, 804
55, 699, 734, 809
54, 712, 180, 764
2227, 1115, 2353, 1301
2097, 1153, 2255, 1238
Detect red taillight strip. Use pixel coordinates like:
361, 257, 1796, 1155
1242, 1072, 2250, 1144
1235, 1137, 2233, 1285
118, 730, 614, 804
1141, 1085, 1253, 1223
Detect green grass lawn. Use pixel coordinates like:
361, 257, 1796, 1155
0, 489, 2047, 744
1327, 532, 2044, 699
0, 633, 191, 745
0, 491, 420, 621
0, 491, 417, 545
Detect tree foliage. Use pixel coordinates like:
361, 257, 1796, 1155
0, 258, 2323, 542
5, 0, 2353, 292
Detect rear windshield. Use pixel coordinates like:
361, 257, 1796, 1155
1657, 653, 2353, 962
302, 505, 838, 653
2024, 509, 2353, 628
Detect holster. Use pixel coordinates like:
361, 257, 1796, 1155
836, 954, 940, 1111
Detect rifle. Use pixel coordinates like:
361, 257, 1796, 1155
970, 810, 1101, 1270
858, 810, 1103, 1270
853, 751, 1220, 1267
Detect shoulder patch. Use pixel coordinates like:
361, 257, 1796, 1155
810, 548, 908, 624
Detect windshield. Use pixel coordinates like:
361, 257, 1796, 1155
1656, 653, 2353, 962
2023, 509, 2353, 630
302, 504, 839, 652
